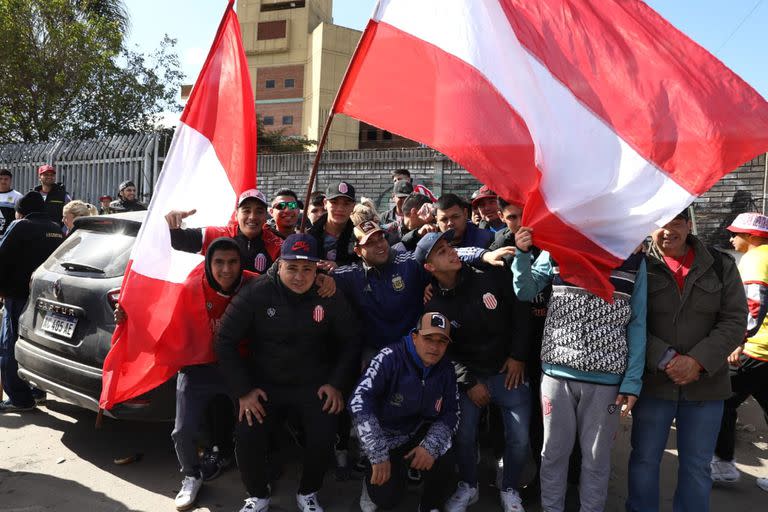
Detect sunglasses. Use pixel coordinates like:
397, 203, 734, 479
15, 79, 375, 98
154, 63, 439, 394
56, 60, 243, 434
273, 201, 299, 211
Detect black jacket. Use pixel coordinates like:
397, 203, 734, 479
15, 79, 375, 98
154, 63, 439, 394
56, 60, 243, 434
0, 213, 64, 298
33, 183, 69, 225
426, 265, 531, 390
215, 264, 361, 398
307, 213, 358, 266
109, 198, 147, 213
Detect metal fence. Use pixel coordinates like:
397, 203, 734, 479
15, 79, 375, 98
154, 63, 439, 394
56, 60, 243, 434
0, 133, 170, 206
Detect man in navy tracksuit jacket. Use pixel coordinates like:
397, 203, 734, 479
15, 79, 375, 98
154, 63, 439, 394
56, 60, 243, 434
349, 312, 460, 512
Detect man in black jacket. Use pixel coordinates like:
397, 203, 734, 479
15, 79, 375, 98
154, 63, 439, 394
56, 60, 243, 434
33, 164, 71, 226
215, 233, 360, 512
109, 180, 147, 213
308, 181, 358, 270
0, 192, 64, 412
417, 231, 532, 512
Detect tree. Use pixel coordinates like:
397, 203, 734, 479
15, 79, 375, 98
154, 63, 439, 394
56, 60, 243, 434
257, 117, 315, 153
0, 0, 182, 143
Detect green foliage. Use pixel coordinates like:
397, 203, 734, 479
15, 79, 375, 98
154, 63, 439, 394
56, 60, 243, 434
257, 117, 315, 153
0, 0, 182, 143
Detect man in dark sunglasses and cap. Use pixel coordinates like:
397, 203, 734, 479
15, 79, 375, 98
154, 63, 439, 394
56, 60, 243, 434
109, 179, 147, 213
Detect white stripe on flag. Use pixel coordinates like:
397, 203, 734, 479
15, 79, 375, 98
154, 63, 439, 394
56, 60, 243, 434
130, 122, 237, 282
374, 0, 695, 257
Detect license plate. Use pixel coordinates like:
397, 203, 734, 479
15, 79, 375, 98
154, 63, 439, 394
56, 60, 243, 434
41, 312, 78, 339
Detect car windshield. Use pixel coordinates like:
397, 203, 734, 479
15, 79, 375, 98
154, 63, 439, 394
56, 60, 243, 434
43, 229, 135, 279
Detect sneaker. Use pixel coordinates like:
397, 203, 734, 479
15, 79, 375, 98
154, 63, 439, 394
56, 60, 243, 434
757, 478, 768, 492
201, 446, 232, 481
0, 400, 34, 413
174, 475, 202, 511
296, 492, 323, 512
444, 482, 479, 512
500, 488, 525, 512
239, 496, 270, 512
334, 449, 352, 481
31, 389, 47, 406
710, 457, 740, 482
360, 482, 377, 512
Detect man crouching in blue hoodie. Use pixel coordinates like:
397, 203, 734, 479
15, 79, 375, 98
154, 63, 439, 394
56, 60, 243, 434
349, 312, 459, 512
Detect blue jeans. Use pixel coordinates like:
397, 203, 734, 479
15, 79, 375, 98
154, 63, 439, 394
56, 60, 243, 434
455, 373, 531, 490
0, 297, 34, 408
626, 395, 723, 512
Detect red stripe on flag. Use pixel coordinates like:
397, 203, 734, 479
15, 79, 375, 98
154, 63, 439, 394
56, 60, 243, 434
180, 5, 256, 196
335, 20, 539, 207
499, 0, 768, 194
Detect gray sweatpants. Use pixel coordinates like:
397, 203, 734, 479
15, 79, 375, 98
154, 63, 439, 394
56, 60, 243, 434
540, 374, 620, 512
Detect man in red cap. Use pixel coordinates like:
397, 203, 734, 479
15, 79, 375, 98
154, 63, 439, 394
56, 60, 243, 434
711, 212, 768, 492
472, 185, 504, 233
33, 164, 71, 226
98, 195, 113, 215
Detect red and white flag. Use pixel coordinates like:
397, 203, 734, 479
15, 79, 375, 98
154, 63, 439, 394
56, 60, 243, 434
334, 0, 768, 297
100, 1, 256, 409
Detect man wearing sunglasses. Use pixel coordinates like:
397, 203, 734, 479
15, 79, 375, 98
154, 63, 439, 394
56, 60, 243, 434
266, 189, 301, 239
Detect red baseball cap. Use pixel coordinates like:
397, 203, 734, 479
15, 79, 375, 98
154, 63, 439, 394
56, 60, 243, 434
471, 185, 497, 206
38, 164, 55, 175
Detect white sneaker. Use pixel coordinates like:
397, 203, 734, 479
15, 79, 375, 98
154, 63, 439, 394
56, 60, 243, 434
444, 482, 479, 512
296, 492, 324, 512
174, 475, 202, 511
757, 478, 768, 492
239, 496, 270, 512
500, 488, 525, 512
710, 457, 741, 482
360, 482, 377, 512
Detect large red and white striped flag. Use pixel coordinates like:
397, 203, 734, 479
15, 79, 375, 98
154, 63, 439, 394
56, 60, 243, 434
100, 1, 256, 409
335, 0, 768, 296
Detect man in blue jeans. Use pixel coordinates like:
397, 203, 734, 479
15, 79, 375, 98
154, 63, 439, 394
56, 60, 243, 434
626, 212, 747, 512
418, 230, 531, 511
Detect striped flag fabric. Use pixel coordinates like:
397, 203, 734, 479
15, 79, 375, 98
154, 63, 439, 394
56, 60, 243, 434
334, 0, 768, 297
99, 1, 256, 409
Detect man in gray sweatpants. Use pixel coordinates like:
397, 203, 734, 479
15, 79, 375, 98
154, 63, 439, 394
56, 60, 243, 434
512, 227, 647, 512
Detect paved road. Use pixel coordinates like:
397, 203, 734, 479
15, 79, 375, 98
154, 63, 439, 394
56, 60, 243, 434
0, 396, 766, 511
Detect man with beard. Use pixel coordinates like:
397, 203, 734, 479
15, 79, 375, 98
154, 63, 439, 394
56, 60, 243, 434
109, 180, 147, 213
33, 164, 71, 225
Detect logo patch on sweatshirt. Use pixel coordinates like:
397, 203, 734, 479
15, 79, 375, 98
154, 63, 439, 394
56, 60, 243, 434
607, 404, 618, 415
482, 292, 498, 310
267, 307, 276, 318
312, 305, 325, 323
435, 397, 443, 413
254, 253, 267, 272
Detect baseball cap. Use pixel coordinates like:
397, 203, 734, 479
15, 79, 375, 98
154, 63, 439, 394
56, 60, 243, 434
393, 180, 414, 198
15, 191, 45, 216
727, 212, 768, 238
281, 233, 320, 262
118, 180, 135, 192
471, 185, 497, 206
238, 188, 268, 208
38, 164, 55, 175
99, 195, 112, 201
414, 230, 454, 264
326, 181, 356, 201
354, 220, 385, 245
417, 312, 452, 342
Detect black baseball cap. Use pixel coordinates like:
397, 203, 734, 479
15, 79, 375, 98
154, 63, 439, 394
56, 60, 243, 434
414, 230, 454, 264
326, 181, 356, 201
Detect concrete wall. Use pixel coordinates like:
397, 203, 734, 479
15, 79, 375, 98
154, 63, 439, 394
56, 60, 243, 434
256, 148, 768, 247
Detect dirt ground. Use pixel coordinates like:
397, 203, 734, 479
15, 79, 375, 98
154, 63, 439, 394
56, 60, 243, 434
0, 395, 766, 512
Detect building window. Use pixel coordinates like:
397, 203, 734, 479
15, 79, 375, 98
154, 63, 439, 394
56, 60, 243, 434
366, 130, 378, 141
284, 78, 295, 88
263, 116, 274, 126
282, 116, 294, 125
257, 20, 287, 40
265, 79, 275, 89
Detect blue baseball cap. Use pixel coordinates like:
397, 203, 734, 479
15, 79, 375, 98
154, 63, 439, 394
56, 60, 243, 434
281, 233, 320, 262
414, 230, 454, 264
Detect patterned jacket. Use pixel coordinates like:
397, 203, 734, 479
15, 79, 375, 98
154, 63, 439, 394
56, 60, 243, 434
512, 250, 647, 396
349, 336, 459, 464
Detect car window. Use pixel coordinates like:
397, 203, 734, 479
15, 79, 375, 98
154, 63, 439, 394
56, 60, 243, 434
43, 230, 135, 278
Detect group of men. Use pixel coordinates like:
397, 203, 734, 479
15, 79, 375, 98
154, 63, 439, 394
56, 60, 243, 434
2, 165, 767, 512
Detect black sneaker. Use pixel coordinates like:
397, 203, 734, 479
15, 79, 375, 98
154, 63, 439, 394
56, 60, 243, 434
0, 400, 35, 413
31, 389, 47, 406
200, 447, 232, 481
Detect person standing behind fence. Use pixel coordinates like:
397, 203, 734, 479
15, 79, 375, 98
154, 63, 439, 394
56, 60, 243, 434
0, 169, 23, 236
33, 164, 71, 226
98, 195, 113, 215
109, 180, 147, 213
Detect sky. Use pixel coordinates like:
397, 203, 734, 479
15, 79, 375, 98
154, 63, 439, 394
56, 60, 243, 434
123, 0, 768, 100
